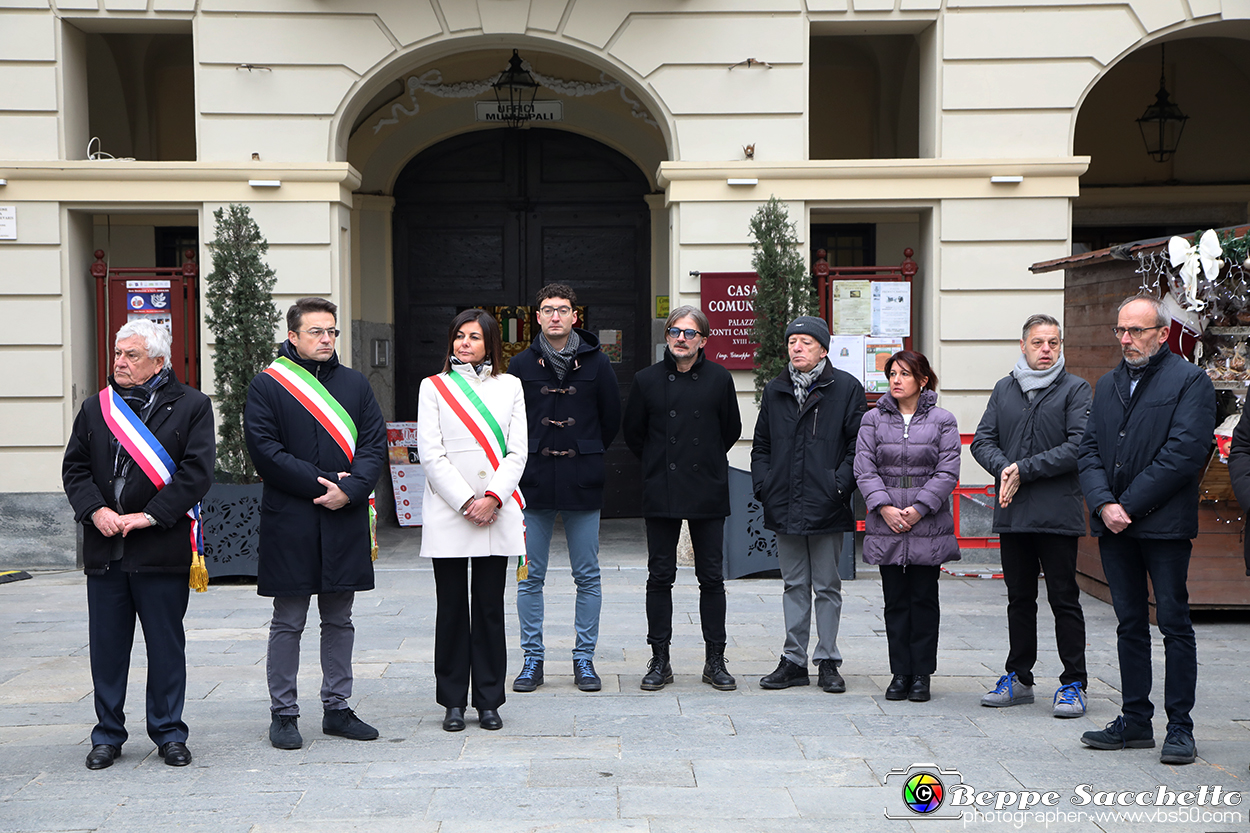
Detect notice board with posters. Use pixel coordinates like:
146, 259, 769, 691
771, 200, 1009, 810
386, 422, 425, 527
700, 272, 759, 369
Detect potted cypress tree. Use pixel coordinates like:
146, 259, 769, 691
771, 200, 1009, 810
200, 204, 281, 578
749, 196, 816, 402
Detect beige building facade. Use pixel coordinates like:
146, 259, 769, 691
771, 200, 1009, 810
2, 1, 1248, 562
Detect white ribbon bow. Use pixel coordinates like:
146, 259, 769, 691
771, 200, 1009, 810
1168, 229, 1223, 311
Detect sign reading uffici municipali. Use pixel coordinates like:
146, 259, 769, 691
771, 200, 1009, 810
475, 100, 564, 123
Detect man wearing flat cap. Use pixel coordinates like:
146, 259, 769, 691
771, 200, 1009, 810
751, 315, 867, 692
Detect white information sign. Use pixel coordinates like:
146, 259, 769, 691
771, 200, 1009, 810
386, 421, 425, 527
828, 335, 866, 384
871, 281, 911, 337
0, 206, 15, 241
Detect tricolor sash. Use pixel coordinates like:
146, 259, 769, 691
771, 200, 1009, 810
263, 356, 377, 556
262, 356, 358, 462
99, 386, 205, 589
429, 372, 524, 510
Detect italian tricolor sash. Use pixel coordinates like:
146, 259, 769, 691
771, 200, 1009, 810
430, 371, 527, 577
262, 356, 357, 462
430, 372, 525, 509
263, 356, 378, 559
99, 386, 207, 592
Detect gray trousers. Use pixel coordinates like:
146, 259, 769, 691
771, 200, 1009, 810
776, 533, 843, 667
267, 592, 355, 716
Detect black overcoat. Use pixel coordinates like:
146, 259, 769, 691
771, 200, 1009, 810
751, 362, 866, 535
623, 348, 742, 519
1078, 345, 1216, 540
62, 374, 216, 575
245, 341, 387, 597
508, 329, 622, 511
970, 368, 1092, 536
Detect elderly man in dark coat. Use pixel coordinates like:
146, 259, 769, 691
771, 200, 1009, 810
1077, 294, 1216, 765
623, 304, 742, 692
971, 313, 1092, 718
63, 319, 215, 770
245, 297, 387, 750
752, 316, 866, 694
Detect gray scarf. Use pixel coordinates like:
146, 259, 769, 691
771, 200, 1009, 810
537, 329, 581, 382
789, 358, 826, 410
1011, 352, 1065, 401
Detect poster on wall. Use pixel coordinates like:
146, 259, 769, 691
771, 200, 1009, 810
700, 273, 758, 370
871, 281, 911, 337
832, 280, 871, 335
386, 422, 425, 527
864, 337, 905, 394
126, 280, 173, 335
829, 335, 866, 383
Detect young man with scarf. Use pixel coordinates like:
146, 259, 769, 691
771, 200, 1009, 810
245, 297, 387, 749
508, 284, 620, 693
751, 316, 866, 693
971, 313, 1092, 717
63, 319, 215, 770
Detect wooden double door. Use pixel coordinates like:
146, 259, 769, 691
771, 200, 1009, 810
393, 128, 652, 517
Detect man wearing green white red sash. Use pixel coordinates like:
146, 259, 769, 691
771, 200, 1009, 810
63, 319, 215, 770
245, 297, 387, 750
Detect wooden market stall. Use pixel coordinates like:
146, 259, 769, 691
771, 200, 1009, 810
1030, 226, 1250, 612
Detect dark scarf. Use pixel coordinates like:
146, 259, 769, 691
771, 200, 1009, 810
537, 329, 581, 382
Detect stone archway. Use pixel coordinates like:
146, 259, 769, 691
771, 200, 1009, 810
393, 127, 651, 517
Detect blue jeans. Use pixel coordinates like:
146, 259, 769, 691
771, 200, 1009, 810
1098, 536, 1196, 732
517, 509, 602, 661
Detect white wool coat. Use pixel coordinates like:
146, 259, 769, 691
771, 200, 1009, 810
417, 365, 528, 558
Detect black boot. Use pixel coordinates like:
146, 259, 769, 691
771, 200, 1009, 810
640, 642, 673, 691
885, 675, 913, 701
701, 642, 737, 691
908, 675, 931, 702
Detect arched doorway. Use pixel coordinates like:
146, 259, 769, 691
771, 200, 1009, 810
393, 127, 652, 516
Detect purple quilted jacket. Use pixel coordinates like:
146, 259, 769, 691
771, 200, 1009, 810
854, 389, 961, 567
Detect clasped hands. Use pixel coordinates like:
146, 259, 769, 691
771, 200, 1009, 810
315, 472, 352, 510
880, 504, 921, 534
461, 495, 500, 527
90, 506, 153, 538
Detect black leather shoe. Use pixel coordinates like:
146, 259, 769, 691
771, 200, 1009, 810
885, 675, 913, 700
158, 741, 192, 767
817, 659, 846, 693
85, 744, 120, 770
478, 709, 503, 730
908, 675, 932, 702
760, 657, 809, 689
442, 707, 465, 732
323, 707, 379, 741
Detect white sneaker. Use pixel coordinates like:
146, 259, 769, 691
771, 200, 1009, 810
1052, 682, 1086, 718
980, 673, 1034, 707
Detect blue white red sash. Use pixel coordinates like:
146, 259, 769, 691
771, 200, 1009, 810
99, 386, 202, 556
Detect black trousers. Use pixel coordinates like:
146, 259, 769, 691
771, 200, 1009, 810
644, 517, 727, 646
86, 565, 190, 748
1000, 532, 1087, 688
879, 564, 940, 676
432, 556, 507, 711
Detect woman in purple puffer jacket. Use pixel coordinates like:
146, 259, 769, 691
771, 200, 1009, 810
854, 350, 960, 704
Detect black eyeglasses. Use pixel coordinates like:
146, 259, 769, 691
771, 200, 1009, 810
299, 327, 340, 339
666, 327, 704, 340
1111, 326, 1162, 339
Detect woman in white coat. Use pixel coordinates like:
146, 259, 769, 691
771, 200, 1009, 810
417, 309, 527, 732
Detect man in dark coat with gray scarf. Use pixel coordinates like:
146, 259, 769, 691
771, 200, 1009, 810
752, 316, 865, 694
624, 304, 741, 693
971, 313, 1091, 718
245, 297, 387, 750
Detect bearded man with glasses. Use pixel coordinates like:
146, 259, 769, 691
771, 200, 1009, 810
245, 297, 388, 750
623, 305, 742, 692
1077, 294, 1215, 765
507, 283, 620, 694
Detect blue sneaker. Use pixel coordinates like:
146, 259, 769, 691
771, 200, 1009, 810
512, 657, 544, 692
980, 672, 1034, 707
1052, 682, 1086, 718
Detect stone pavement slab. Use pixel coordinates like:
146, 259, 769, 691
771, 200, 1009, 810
0, 519, 1248, 832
